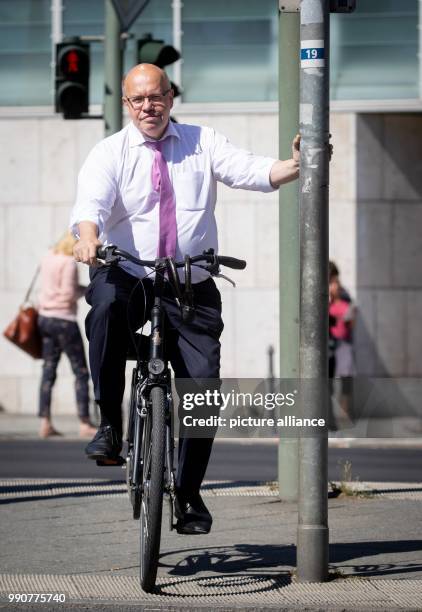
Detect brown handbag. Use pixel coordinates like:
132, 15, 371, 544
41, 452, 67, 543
3, 268, 43, 359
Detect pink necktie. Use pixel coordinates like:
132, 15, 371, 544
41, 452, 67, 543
148, 139, 177, 258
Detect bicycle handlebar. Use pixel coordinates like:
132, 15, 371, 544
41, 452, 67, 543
96, 245, 246, 272
214, 255, 246, 270
96, 245, 245, 324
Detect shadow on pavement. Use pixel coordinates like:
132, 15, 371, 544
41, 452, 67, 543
160, 543, 296, 577
0, 479, 125, 504
331, 540, 422, 578
154, 573, 292, 597
157, 540, 422, 585
156, 544, 294, 598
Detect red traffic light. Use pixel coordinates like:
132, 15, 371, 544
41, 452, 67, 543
58, 45, 89, 80
66, 50, 81, 73
55, 40, 90, 119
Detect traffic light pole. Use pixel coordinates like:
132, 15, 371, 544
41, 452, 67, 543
278, 4, 300, 502
297, 0, 330, 582
104, 0, 123, 136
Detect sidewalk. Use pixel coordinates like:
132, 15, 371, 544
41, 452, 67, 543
2, 411, 422, 448
1, 477, 422, 610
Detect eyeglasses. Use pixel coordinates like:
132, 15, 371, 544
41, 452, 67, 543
125, 89, 171, 110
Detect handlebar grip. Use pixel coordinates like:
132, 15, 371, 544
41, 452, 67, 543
217, 256, 247, 270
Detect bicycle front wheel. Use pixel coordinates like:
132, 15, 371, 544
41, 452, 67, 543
140, 385, 166, 592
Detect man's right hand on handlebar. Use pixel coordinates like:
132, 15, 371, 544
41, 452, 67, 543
73, 221, 102, 266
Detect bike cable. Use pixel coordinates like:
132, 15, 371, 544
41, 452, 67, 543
126, 268, 155, 364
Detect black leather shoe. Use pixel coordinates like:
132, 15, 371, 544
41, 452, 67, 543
175, 491, 212, 535
85, 425, 122, 461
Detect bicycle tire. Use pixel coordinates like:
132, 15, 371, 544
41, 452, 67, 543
140, 385, 166, 592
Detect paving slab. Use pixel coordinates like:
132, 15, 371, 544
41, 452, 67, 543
1, 480, 422, 610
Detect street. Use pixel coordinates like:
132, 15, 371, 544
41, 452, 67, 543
0, 439, 421, 482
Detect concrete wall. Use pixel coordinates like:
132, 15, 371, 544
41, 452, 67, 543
354, 114, 422, 378
0, 110, 420, 414
0, 118, 103, 415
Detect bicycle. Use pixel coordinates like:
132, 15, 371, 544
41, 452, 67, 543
95, 244, 246, 592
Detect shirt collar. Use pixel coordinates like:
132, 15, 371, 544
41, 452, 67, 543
128, 120, 180, 148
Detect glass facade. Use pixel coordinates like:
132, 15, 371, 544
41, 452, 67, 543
181, 0, 278, 102
0, 0, 419, 107
0, 0, 51, 105
330, 0, 419, 100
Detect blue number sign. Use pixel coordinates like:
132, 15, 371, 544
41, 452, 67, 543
300, 40, 325, 67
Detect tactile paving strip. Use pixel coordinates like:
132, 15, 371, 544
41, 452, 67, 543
330, 482, 422, 501
362, 482, 422, 501
2, 479, 422, 501
1, 574, 422, 608
0, 479, 278, 501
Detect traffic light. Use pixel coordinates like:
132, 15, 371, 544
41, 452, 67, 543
55, 38, 90, 119
137, 34, 181, 97
330, 0, 356, 11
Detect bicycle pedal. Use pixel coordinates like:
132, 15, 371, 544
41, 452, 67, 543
95, 456, 126, 467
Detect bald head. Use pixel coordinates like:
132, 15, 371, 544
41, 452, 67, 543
122, 64, 171, 98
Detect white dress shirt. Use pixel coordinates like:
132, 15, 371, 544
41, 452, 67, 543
70, 120, 276, 282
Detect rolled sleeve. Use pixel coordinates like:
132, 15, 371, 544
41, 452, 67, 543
210, 129, 277, 193
70, 142, 117, 238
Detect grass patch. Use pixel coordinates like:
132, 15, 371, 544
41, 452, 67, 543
329, 460, 373, 498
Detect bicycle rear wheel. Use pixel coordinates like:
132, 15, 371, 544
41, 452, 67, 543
140, 385, 166, 592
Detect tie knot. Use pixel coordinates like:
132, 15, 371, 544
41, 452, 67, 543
146, 138, 167, 152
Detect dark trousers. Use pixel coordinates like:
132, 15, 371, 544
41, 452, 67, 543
85, 264, 224, 496
328, 354, 337, 430
38, 316, 90, 419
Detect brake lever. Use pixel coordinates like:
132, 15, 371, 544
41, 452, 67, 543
192, 264, 237, 288
103, 250, 121, 265
202, 248, 220, 275
213, 273, 236, 287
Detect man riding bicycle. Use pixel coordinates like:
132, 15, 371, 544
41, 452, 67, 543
70, 63, 300, 535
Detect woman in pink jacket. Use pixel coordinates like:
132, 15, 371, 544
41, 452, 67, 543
38, 232, 96, 438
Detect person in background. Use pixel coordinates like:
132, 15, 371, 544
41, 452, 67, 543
37, 232, 96, 438
329, 261, 356, 423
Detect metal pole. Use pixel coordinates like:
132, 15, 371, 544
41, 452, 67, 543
172, 0, 183, 100
419, 0, 422, 100
297, 0, 329, 582
104, 0, 123, 136
50, 0, 63, 101
278, 4, 300, 502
